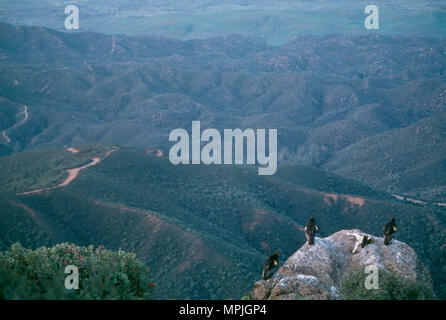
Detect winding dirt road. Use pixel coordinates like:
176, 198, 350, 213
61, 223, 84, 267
392, 193, 446, 208
17, 148, 116, 195
1, 131, 10, 143
16, 106, 29, 127
1, 106, 29, 144
57, 157, 101, 187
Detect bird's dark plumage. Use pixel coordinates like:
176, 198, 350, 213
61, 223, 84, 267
361, 235, 372, 248
262, 252, 279, 280
305, 217, 318, 245
383, 217, 397, 245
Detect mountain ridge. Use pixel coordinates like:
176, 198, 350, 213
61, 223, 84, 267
0, 146, 445, 298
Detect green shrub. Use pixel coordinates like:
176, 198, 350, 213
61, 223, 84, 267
0, 243, 154, 300
340, 268, 434, 300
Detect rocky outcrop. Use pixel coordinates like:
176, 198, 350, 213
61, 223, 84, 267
252, 229, 433, 300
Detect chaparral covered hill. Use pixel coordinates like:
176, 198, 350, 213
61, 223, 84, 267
0, 146, 444, 298
1, 21, 445, 203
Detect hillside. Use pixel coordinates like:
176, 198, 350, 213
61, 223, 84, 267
0, 7, 445, 302
0, 21, 445, 204
325, 114, 446, 202
0, 146, 444, 298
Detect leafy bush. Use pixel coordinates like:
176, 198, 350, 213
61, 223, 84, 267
340, 268, 434, 300
0, 243, 154, 300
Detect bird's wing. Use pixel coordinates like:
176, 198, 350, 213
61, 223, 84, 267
346, 233, 362, 242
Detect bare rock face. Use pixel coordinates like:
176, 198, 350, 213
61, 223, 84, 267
252, 229, 433, 300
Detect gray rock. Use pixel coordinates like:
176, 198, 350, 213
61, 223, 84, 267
252, 229, 433, 300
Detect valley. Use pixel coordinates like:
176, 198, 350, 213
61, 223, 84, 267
0, 2, 445, 299
0, 146, 445, 299
0, 21, 445, 202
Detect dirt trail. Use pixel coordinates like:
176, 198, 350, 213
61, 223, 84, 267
58, 157, 101, 187
324, 193, 365, 208
17, 148, 117, 195
11, 201, 54, 237
1, 106, 29, 144
392, 193, 426, 205
392, 193, 446, 207
146, 148, 164, 157
1, 131, 10, 143
110, 36, 116, 55
67, 147, 79, 154
16, 106, 29, 127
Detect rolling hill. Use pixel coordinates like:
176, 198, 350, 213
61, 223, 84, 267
325, 113, 446, 202
0, 146, 444, 298
1, 21, 445, 203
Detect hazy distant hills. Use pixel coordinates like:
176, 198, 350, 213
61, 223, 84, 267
1, 0, 445, 44
0, 146, 444, 298
1, 21, 445, 202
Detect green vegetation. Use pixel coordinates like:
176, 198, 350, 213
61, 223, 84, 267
0, 147, 444, 299
340, 268, 434, 300
1, 20, 444, 207
0, 2, 445, 299
241, 293, 252, 300
0, 243, 154, 299
0, 146, 111, 194
325, 114, 446, 202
